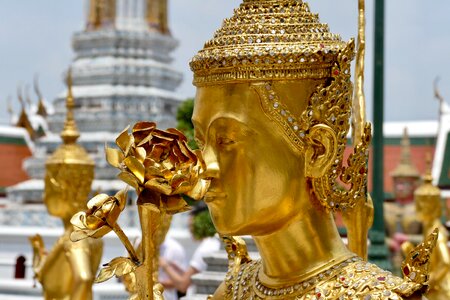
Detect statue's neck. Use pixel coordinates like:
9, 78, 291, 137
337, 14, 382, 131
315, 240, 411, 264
253, 206, 352, 286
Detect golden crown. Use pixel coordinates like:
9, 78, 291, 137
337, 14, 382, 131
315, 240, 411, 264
191, 0, 370, 211
190, 0, 350, 86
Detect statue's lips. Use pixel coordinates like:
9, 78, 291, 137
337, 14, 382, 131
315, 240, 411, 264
204, 191, 227, 203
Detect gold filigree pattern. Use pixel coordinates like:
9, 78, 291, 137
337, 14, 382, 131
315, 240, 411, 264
225, 258, 425, 300
254, 41, 371, 211
190, 0, 348, 86
402, 228, 438, 285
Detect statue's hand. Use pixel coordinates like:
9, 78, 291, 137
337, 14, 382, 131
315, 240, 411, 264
28, 234, 46, 278
153, 283, 165, 300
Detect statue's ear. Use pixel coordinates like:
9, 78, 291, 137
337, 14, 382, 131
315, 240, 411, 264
305, 124, 338, 178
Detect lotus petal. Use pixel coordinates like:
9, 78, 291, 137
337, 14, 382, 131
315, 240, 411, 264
144, 166, 165, 181
105, 147, 125, 168
70, 211, 88, 229
124, 156, 145, 184
90, 226, 112, 239
87, 193, 110, 210
86, 214, 105, 229
118, 172, 140, 191
134, 147, 147, 163
115, 126, 132, 153
136, 133, 153, 148
70, 230, 90, 242
95, 264, 117, 283
167, 128, 187, 142
163, 196, 190, 214
172, 181, 192, 195
144, 178, 173, 195
114, 188, 129, 210
132, 122, 156, 144
110, 257, 136, 276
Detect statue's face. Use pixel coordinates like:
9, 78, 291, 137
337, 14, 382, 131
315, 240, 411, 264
193, 83, 308, 236
44, 166, 70, 218
44, 164, 93, 220
415, 197, 440, 222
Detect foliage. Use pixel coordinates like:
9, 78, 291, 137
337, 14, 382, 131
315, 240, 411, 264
192, 210, 216, 240
176, 98, 197, 149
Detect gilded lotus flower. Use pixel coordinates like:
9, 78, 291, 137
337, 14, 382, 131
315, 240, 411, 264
105, 122, 204, 214
70, 189, 128, 242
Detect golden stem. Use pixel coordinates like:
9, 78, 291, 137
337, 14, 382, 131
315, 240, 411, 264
111, 222, 140, 264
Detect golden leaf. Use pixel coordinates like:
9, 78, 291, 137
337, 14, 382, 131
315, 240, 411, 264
132, 121, 156, 144
136, 133, 153, 148
166, 128, 187, 142
86, 214, 104, 229
144, 166, 164, 182
95, 257, 137, 283
116, 126, 134, 156
114, 188, 129, 211
134, 147, 147, 163
124, 157, 145, 184
70, 211, 88, 229
89, 226, 112, 239
172, 181, 192, 195
163, 196, 190, 214
144, 178, 173, 195
87, 193, 110, 210
70, 230, 89, 242
105, 147, 125, 168
118, 172, 140, 191
180, 140, 198, 162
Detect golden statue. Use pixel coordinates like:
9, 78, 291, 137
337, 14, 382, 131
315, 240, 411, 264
29, 71, 103, 300
413, 155, 450, 299
189, 0, 434, 299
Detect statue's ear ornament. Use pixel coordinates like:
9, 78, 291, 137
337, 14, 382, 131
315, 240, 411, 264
255, 41, 372, 212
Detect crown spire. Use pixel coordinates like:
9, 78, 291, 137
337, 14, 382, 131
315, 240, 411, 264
414, 152, 441, 203
60, 70, 80, 144
34, 75, 47, 118
392, 127, 420, 178
423, 152, 433, 184
87, 0, 116, 31
146, 0, 170, 35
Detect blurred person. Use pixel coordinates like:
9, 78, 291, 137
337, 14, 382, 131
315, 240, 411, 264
159, 235, 187, 300
159, 202, 220, 294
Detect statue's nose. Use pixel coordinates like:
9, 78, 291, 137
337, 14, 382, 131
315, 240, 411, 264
200, 146, 220, 180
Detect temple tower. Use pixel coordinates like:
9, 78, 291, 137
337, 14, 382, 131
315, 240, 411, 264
7, 0, 183, 214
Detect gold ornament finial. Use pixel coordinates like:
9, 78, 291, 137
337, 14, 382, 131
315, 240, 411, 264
7, 95, 13, 118
415, 152, 440, 203
60, 69, 80, 144
146, 0, 170, 35
34, 74, 47, 118
392, 127, 420, 178
87, 0, 116, 31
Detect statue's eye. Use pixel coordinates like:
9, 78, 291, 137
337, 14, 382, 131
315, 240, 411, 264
217, 137, 235, 146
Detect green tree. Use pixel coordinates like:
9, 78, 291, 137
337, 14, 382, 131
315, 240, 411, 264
176, 98, 197, 149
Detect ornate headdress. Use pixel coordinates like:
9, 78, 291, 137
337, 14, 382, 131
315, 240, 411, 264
45, 70, 94, 214
190, 0, 370, 211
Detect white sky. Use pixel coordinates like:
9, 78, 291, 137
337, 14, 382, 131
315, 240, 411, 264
0, 0, 449, 125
